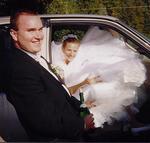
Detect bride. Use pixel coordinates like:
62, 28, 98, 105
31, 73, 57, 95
51, 26, 146, 128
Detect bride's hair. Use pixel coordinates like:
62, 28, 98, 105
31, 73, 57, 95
62, 34, 80, 48
62, 34, 78, 41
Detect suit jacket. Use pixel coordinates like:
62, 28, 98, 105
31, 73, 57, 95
5, 48, 84, 141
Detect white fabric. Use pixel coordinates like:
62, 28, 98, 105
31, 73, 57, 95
52, 26, 146, 127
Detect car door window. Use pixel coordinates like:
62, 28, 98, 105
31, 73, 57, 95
50, 22, 150, 108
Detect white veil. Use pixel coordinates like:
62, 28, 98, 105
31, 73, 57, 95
52, 26, 146, 127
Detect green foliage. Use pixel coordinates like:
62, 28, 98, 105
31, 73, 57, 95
53, 29, 85, 42
0, 0, 149, 38
78, 0, 107, 14
45, 0, 150, 38
46, 0, 79, 14
0, 0, 9, 16
103, 0, 150, 38
46, 0, 107, 15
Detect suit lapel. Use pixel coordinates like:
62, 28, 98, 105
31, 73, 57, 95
13, 48, 71, 98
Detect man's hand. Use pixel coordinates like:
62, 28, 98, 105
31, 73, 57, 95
84, 114, 95, 130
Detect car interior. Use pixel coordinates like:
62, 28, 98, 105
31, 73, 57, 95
0, 25, 29, 141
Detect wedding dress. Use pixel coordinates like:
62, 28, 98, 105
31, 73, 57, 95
51, 26, 146, 128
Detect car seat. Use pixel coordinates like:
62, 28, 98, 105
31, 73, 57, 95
0, 93, 29, 141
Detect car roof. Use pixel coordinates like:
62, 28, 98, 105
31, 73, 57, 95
0, 17, 9, 24
0, 14, 119, 25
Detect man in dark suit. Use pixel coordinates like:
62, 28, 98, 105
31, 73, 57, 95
4, 9, 95, 141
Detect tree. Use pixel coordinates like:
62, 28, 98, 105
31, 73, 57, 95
0, 0, 149, 38
0, 0, 9, 16
0, 0, 53, 16
46, 0, 79, 14
46, 0, 107, 15
143, 0, 150, 37
102, 0, 150, 38
77, 0, 107, 14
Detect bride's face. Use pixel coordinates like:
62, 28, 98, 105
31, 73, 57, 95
63, 42, 80, 64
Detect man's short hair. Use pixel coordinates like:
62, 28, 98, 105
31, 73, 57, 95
10, 9, 38, 31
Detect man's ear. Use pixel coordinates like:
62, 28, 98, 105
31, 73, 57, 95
10, 29, 18, 41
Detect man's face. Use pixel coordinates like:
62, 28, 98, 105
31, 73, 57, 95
63, 42, 80, 63
10, 14, 44, 54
